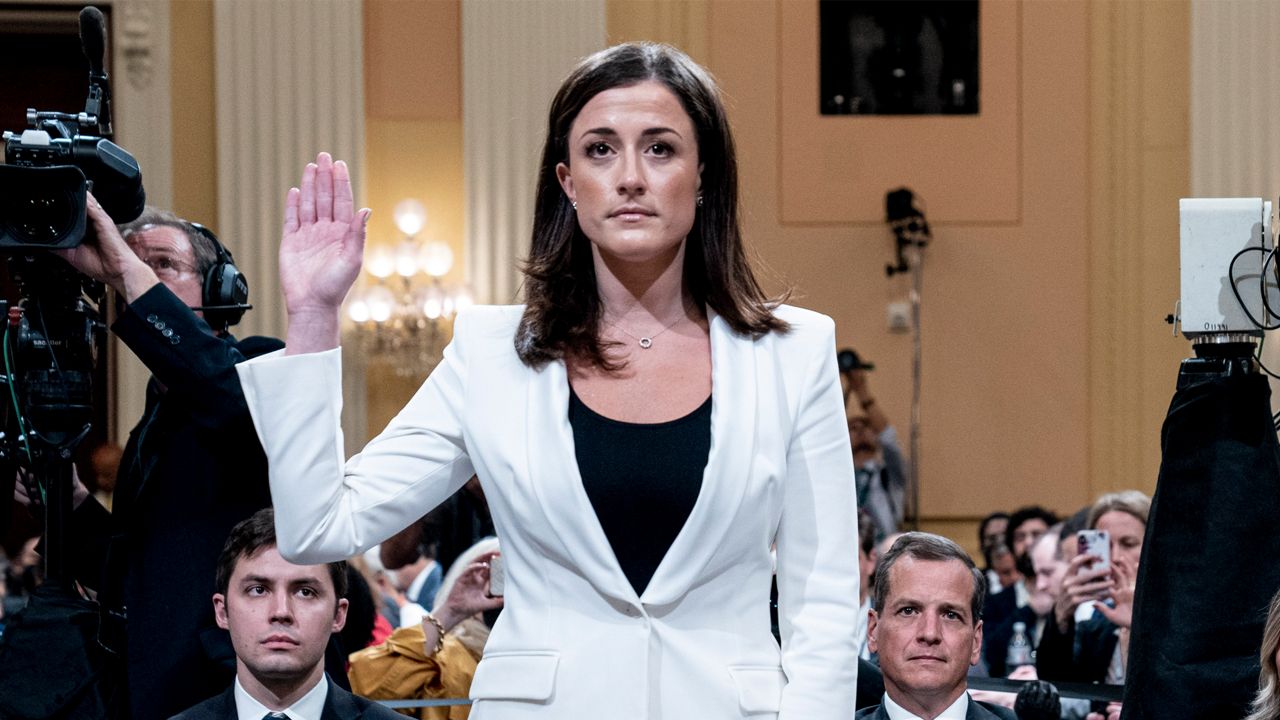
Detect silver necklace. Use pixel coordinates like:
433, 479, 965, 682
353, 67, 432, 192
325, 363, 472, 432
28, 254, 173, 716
603, 303, 691, 349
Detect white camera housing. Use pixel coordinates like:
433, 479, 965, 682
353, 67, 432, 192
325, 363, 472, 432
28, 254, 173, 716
1179, 197, 1277, 339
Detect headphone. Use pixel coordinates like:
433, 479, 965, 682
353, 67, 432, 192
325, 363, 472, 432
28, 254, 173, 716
188, 222, 250, 331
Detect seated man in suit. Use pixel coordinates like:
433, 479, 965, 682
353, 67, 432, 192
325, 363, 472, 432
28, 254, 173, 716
857, 532, 1016, 720
171, 509, 400, 720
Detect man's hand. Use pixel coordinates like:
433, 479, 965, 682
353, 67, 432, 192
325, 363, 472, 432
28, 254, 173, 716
55, 192, 160, 302
280, 152, 370, 355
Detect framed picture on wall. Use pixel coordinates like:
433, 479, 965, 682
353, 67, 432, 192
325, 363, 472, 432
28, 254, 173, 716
819, 0, 979, 115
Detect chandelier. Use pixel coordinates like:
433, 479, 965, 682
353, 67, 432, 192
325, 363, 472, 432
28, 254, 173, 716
343, 199, 472, 376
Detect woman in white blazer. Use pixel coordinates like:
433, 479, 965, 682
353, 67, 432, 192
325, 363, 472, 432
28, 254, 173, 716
237, 43, 859, 719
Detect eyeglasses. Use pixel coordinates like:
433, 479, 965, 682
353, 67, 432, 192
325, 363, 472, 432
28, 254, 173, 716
138, 252, 198, 280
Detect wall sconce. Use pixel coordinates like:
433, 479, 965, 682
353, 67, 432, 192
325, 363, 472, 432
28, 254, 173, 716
344, 198, 473, 376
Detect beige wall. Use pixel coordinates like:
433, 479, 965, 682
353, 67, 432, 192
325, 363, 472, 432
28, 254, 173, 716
608, 0, 1189, 558
170, 0, 218, 227
363, 0, 465, 435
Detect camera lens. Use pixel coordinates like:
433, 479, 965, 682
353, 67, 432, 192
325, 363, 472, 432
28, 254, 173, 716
2, 189, 77, 245
0, 164, 87, 248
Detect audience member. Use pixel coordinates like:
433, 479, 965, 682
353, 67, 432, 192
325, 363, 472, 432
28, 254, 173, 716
381, 478, 494, 578
984, 527, 1062, 678
856, 512, 878, 660
170, 509, 399, 720
988, 544, 1019, 592
977, 513, 1010, 592
86, 442, 123, 512
349, 538, 504, 718
1244, 587, 1280, 720
396, 551, 444, 617
1037, 491, 1148, 685
985, 506, 1059, 632
857, 532, 1014, 720
846, 366, 907, 540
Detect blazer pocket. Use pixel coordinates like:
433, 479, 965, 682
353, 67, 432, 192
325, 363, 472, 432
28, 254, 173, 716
470, 651, 560, 702
728, 665, 787, 714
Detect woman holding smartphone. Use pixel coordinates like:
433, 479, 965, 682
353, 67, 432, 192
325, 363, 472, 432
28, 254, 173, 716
237, 43, 858, 719
1036, 490, 1149, 684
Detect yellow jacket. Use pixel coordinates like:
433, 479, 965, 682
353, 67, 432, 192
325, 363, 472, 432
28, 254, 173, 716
349, 625, 479, 719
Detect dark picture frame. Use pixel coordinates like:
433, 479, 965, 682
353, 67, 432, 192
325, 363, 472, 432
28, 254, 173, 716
819, 0, 980, 115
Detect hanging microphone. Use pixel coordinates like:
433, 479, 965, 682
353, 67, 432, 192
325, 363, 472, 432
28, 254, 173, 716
79, 6, 113, 137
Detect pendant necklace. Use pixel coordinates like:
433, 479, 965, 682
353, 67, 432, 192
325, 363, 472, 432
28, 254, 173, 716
604, 303, 692, 349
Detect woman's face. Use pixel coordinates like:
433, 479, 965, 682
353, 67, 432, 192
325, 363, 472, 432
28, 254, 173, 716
1095, 510, 1145, 569
556, 80, 702, 268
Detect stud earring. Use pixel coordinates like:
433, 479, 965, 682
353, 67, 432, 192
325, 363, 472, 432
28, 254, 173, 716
696, 195, 704, 208
572, 201, 578, 211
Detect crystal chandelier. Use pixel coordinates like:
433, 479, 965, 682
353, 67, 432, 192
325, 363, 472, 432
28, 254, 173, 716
343, 199, 472, 376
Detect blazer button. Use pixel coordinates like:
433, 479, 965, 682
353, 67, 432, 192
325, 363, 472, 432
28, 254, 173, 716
161, 328, 173, 338
146, 314, 158, 323
169, 335, 181, 344
154, 320, 166, 330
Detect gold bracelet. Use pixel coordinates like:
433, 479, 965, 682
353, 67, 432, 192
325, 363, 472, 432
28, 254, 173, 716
423, 613, 446, 655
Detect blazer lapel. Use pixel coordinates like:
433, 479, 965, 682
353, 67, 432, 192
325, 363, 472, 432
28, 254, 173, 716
525, 357, 638, 603
641, 309, 759, 606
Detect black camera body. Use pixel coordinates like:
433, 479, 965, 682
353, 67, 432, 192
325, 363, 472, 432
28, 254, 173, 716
1, 111, 144, 249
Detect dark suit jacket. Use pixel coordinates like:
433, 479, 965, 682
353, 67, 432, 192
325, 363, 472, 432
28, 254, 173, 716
983, 604, 1038, 678
1034, 610, 1119, 684
854, 693, 1017, 720
67, 285, 282, 720
981, 584, 1019, 640
169, 676, 403, 720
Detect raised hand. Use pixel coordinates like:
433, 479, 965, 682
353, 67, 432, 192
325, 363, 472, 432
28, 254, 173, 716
279, 152, 370, 354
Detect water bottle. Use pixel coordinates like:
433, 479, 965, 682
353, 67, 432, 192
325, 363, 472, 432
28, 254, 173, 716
1007, 620, 1034, 671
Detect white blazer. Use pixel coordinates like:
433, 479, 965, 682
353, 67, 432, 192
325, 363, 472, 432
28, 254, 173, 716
236, 303, 859, 720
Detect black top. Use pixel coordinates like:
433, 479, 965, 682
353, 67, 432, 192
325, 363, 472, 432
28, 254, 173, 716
569, 387, 712, 596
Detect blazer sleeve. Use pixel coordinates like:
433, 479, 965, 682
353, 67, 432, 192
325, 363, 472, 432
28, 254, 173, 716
114, 283, 272, 431
774, 317, 861, 718
235, 311, 477, 564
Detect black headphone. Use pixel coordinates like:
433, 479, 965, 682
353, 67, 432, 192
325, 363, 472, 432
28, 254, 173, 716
188, 222, 250, 331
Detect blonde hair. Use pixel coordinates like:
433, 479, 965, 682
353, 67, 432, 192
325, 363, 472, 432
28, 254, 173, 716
1086, 490, 1151, 529
1246, 589, 1280, 720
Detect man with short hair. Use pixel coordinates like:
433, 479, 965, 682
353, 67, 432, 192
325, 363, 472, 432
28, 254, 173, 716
846, 366, 907, 540
983, 527, 1064, 677
18, 203, 289, 718
171, 509, 400, 720
857, 532, 1015, 720
985, 506, 1060, 631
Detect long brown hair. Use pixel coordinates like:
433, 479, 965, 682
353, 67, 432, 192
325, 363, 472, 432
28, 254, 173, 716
515, 42, 786, 370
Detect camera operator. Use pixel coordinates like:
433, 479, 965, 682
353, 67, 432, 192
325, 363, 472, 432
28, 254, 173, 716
843, 357, 906, 540
15, 196, 282, 720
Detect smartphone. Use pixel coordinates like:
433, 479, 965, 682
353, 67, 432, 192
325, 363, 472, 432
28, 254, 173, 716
1076, 529, 1111, 573
488, 555, 505, 597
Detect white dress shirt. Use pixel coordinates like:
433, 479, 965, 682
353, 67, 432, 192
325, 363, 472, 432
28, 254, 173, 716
232, 674, 327, 720
883, 691, 969, 720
